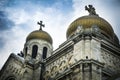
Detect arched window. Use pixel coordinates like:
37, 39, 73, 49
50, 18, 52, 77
42, 47, 48, 59
5, 76, 16, 80
25, 47, 28, 56
32, 45, 38, 58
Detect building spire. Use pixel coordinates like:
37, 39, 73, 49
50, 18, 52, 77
85, 5, 99, 16
37, 21, 45, 30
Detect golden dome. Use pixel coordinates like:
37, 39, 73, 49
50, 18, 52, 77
66, 15, 114, 39
26, 30, 53, 44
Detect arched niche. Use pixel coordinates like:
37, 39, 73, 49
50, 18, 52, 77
32, 45, 38, 58
5, 76, 16, 80
25, 47, 28, 57
42, 47, 48, 59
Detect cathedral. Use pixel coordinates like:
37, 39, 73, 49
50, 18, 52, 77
0, 5, 120, 80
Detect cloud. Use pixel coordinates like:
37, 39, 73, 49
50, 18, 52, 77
72, 0, 120, 39
0, 0, 120, 69
0, 5, 14, 51
0, 0, 74, 69
0, 37, 5, 48
0, 11, 14, 31
97, 0, 120, 40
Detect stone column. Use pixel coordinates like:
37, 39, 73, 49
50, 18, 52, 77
79, 60, 103, 80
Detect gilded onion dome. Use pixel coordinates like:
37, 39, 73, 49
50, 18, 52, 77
66, 5, 114, 39
26, 21, 53, 44
66, 15, 114, 38
26, 30, 53, 44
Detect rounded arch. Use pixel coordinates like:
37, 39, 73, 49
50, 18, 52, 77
5, 76, 16, 80
25, 47, 28, 57
59, 59, 67, 68
42, 47, 48, 59
32, 45, 38, 58
51, 66, 57, 72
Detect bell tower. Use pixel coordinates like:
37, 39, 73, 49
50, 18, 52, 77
22, 21, 53, 80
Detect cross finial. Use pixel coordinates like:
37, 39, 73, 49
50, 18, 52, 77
37, 21, 45, 30
85, 5, 98, 16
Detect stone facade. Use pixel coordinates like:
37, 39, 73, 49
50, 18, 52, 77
0, 5, 120, 80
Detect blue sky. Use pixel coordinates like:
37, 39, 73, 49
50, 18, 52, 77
0, 0, 120, 69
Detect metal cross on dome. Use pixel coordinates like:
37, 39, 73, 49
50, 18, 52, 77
37, 21, 45, 30
85, 5, 98, 16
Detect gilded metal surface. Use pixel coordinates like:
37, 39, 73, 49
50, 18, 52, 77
66, 15, 114, 38
26, 30, 53, 44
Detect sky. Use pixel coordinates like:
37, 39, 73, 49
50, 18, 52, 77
0, 0, 120, 70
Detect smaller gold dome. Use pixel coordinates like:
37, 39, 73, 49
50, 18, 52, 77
26, 30, 53, 44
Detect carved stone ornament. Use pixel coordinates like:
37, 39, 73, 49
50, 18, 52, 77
75, 25, 83, 35
92, 24, 100, 33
